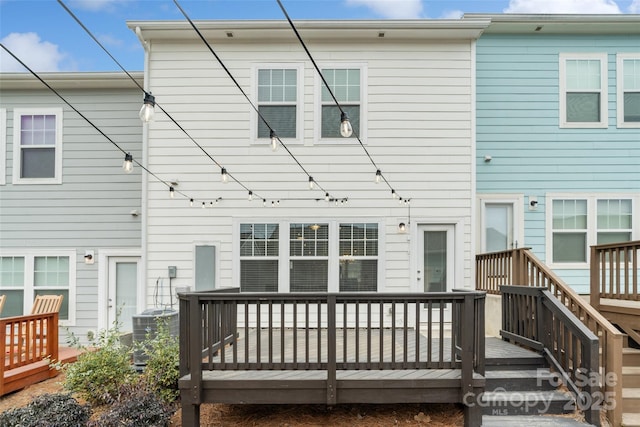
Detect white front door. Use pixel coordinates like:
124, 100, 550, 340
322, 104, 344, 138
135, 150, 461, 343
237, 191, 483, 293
107, 257, 140, 332
418, 225, 454, 322
479, 196, 523, 252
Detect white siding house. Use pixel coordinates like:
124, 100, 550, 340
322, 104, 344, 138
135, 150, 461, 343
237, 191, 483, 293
0, 73, 143, 339
129, 19, 489, 320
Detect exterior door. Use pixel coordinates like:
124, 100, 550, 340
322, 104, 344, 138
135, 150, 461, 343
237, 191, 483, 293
481, 199, 521, 252
107, 257, 140, 332
418, 225, 454, 322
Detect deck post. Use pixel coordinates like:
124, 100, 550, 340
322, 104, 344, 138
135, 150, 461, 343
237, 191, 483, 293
326, 294, 337, 405
182, 294, 203, 427
461, 294, 480, 427
589, 245, 601, 310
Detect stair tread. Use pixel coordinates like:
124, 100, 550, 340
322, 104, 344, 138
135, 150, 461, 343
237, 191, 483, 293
624, 347, 640, 354
623, 387, 640, 398
623, 412, 640, 427
624, 366, 640, 374
483, 390, 572, 400
482, 415, 593, 426
485, 369, 552, 378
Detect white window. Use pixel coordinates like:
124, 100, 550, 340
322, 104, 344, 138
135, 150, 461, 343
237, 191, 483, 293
0, 251, 76, 324
237, 220, 381, 292
12, 108, 63, 184
559, 54, 608, 128
617, 54, 640, 128
547, 195, 637, 267
254, 65, 303, 143
0, 108, 6, 185
317, 65, 366, 142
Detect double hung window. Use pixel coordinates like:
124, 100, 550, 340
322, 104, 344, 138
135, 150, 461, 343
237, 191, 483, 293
239, 224, 279, 292
559, 54, 608, 128
617, 54, 640, 127
256, 66, 302, 141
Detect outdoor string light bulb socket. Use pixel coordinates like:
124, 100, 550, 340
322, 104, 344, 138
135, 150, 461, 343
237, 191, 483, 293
139, 92, 155, 123
340, 111, 353, 137
122, 152, 133, 173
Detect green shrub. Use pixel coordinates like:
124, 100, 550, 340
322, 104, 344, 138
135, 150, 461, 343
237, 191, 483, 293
63, 321, 136, 405
88, 379, 174, 427
0, 393, 91, 427
136, 318, 180, 403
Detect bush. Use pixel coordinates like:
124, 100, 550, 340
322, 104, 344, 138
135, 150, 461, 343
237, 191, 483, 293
136, 317, 180, 403
63, 321, 136, 405
88, 379, 174, 427
0, 393, 91, 427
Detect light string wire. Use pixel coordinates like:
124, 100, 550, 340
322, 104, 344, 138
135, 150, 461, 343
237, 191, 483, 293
172, 0, 344, 201
276, 0, 409, 203
56, 0, 266, 202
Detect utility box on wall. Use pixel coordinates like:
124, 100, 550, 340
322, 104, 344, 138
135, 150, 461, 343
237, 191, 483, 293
132, 308, 179, 367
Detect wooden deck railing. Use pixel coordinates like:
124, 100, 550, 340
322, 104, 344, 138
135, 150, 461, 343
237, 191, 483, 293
1, 312, 59, 396
476, 248, 624, 426
590, 240, 640, 306
501, 285, 600, 426
179, 290, 486, 426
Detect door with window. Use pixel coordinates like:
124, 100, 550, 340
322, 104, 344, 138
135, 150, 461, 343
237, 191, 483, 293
107, 257, 140, 332
418, 225, 454, 322
480, 198, 522, 253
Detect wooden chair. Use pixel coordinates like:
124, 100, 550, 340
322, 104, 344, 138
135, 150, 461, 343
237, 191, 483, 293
0, 295, 6, 316
30, 295, 64, 315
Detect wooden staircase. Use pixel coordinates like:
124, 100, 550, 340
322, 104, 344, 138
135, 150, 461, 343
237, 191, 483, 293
621, 346, 640, 426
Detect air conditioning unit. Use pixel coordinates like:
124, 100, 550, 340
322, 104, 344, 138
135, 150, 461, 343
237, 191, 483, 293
132, 308, 179, 367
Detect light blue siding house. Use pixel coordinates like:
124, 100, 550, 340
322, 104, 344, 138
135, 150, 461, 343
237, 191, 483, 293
0, 72, 144, 340
469, 14, 640, 293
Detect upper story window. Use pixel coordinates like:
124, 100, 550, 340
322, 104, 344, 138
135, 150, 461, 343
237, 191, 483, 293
318, 65, 366, 141
548, 195, 636, 267
255, 65, 303, 142
559, 54, 608, 128
12, 108, 63, 184
617, 54, 640, 128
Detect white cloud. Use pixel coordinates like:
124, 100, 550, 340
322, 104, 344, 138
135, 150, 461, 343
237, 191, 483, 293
0, 32, 66, 72
504, 0, 622, 13
630, 0, 640, 12
440, 9, 463, 19
345, 0, 424, 18
69, 0, 129, 12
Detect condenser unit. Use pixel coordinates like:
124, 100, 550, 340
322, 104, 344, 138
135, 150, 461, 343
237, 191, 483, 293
132, 308, 179, 366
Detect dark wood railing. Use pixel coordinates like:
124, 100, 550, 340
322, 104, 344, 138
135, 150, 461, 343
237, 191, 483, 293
502, 286, 600, 426
591, 240, 640, 304
179, 290, 485, 425
1, 312, 59, 396
477, 248, 623, 426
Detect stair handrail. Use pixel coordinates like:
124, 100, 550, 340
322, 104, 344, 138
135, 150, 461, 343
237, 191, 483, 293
590, 240, 640, 309
476, 248, 624, 427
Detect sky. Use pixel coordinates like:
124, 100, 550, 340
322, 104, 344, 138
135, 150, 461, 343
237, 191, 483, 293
1, 0, 639, 73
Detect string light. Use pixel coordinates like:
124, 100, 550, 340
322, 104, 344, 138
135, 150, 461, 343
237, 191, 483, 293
169, 186, 175, 198
221, 168, 229, 183
308, 176, 315, 190
263, 199, 267, 207
123, 152, 133, 174
340, 111, 353, 138
190, 198, 194, 207
202, 202, 205, 208
269, 129, 278, 151
139, 92, 155, 123
248, 191, 253, 201
391, 189, 397, 199
325, 192, 330, 202
375, 169, 382, 184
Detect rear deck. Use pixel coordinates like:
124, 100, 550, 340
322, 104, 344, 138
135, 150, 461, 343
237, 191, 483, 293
178, 291, 487, 427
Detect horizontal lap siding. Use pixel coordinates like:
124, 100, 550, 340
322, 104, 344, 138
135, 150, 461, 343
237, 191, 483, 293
476, 34, 640, 290
145, 38, 474, 297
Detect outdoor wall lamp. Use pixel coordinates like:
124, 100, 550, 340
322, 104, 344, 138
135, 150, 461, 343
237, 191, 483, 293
84, 250, 95, 265
398, 222, 407, 233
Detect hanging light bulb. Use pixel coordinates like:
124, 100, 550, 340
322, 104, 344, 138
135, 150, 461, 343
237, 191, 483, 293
139, 92, 155, 123
263, 199, 267, 207
269, 129, 278, 152
340, 111, 353, 137
325, 193, 330, 202
391, 189, 397, 199
202, 202, 205, 209
190, 199, 194, 207
123, 153, 133, 173
375, 169, 382, 184
308, 176, 315, 190
221, 168, 229, 183
169, 186, 175, 198
248, 191, 253, 201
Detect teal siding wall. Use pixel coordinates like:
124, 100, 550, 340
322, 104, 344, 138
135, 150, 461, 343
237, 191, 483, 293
476, 34, 640, 293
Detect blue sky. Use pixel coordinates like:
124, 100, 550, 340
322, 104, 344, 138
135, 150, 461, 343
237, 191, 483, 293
1, 0, 639, 72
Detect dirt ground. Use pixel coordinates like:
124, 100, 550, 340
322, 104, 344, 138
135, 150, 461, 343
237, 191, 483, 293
0, 374, 464, 426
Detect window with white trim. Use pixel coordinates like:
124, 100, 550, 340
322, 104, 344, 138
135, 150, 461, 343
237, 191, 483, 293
617, 54, 640, 127
549, 196, 636, 266
12, 108, 63, 184
239, 223, 279, 292
0, 108, 6, 185
238, 221, 381, 292
0, 252, 75, 322
559, 54, 608, 128
256, 66, 301, 141
339, 223, 378, 292
321, 68, 361, 138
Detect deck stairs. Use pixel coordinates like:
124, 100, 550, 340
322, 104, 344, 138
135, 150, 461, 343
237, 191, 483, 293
481, 337, 593, 426
621, 344, 640, 427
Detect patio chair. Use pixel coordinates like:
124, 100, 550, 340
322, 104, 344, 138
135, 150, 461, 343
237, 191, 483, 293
30, 294, 64, 315
0, 295, 5, 316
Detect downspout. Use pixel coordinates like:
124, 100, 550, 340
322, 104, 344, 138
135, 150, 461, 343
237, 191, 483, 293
136, 26, 150, 311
